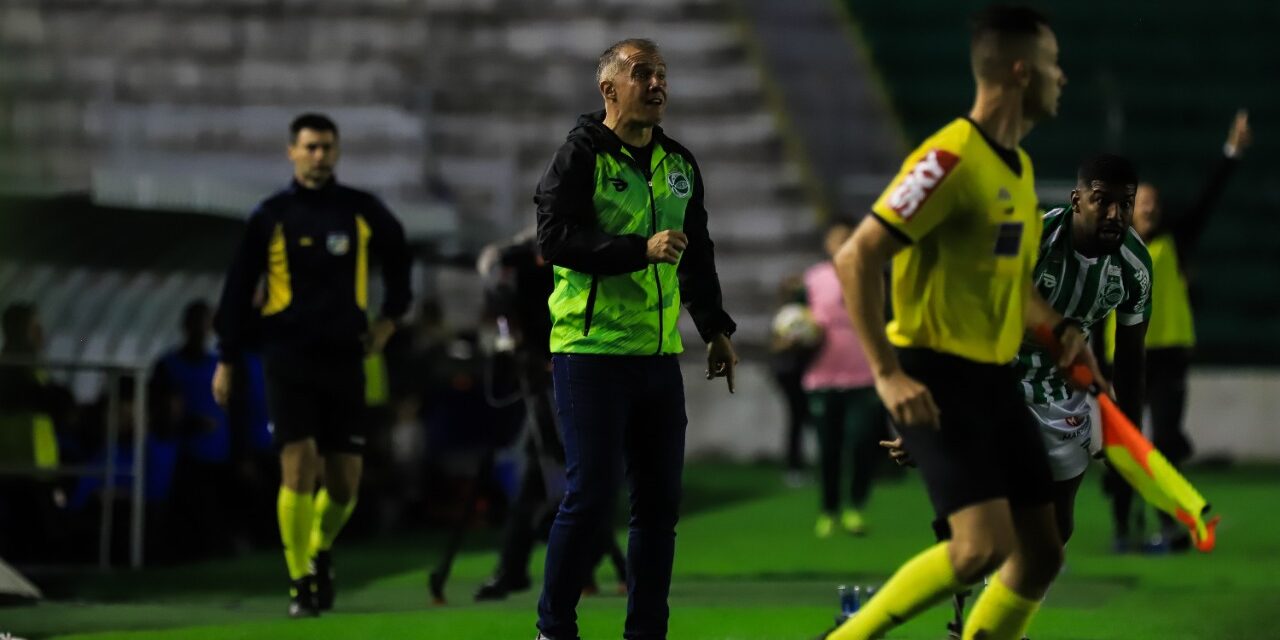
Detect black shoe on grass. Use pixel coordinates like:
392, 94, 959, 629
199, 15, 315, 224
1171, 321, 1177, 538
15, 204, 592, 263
311, 551, 335, 611
288, 576, 320, 618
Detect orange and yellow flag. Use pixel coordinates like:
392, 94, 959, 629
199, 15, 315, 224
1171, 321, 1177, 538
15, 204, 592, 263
1034, 326, 1218, 552
1095, 393, 1218, 552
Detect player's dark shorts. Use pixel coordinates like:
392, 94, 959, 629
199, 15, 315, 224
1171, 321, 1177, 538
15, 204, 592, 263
896, 348, 1054, 517
264, 354, 366, 454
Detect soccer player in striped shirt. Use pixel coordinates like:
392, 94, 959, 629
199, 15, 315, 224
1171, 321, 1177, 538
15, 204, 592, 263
1014, 153, 1152, 550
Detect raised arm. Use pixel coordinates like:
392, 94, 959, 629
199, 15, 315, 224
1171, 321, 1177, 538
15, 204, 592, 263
1169, 109, 1251, 263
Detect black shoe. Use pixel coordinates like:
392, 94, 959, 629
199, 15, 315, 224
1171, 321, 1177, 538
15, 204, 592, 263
288, 576, 320, 618
474, 572, 533, 602
311, 551, 335, 611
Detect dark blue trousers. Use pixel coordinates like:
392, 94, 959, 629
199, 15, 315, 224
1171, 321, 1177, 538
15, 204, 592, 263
537, 354, 688, 640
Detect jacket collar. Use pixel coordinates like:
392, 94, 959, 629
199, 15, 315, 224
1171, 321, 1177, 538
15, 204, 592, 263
574, 110, 667, 155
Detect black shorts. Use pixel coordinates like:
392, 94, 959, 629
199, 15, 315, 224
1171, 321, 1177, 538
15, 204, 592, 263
896, 348, 1054, 518
264, 356, 366, 455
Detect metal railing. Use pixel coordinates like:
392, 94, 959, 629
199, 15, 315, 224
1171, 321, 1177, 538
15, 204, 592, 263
0, 357, 148, 569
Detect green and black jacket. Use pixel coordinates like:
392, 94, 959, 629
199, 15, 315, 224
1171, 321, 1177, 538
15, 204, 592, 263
535, 111, 735, 355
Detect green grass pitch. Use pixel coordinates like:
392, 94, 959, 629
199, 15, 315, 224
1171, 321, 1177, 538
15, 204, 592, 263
2, 463, 1275, 639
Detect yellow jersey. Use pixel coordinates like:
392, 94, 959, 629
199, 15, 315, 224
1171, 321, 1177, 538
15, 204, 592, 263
1103, 232, 1194, 359
1141, 234, 1195, 348
871, 118, 1042, 365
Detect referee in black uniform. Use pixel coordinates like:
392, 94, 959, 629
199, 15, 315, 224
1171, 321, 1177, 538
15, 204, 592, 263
212, 113, 412, 618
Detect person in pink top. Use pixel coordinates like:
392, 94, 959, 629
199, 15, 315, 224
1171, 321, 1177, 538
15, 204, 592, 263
804, 221, 884, 538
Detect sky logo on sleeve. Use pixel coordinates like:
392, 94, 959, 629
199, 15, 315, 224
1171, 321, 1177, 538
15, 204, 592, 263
887, 149, 959, 219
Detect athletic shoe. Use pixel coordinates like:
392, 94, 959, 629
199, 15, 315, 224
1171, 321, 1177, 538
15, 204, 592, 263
474, 572, 532, 601
288, 576, 319, 618
311, 551, 335, 611
815, 513, 835, 538
841, 509, 866, 536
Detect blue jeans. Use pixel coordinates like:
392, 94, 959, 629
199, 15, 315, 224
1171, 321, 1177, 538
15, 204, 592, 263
537, 354, 688, 640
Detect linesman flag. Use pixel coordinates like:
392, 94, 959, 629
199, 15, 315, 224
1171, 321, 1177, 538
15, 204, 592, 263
1036, 327, 1219, 552
1093, 392, 1218, 552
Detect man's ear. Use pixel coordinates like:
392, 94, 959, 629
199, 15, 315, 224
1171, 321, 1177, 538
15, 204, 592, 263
1070, 188, 1080, 213
1011, 59, 1032, 89
599, 80, 615, 101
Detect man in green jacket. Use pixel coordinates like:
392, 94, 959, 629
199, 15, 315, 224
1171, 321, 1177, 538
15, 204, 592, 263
534, 38, 738, 640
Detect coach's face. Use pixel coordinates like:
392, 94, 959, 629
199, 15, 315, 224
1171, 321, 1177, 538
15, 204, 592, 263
289, 128, 339, 187
604, 46, 668, 127
1133, 183, 1161, 241
1024, 26, 1066, 121
1073, 180, 1134, 254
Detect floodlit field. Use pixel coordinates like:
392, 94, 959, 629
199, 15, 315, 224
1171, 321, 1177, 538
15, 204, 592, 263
4, 463, 1274, 640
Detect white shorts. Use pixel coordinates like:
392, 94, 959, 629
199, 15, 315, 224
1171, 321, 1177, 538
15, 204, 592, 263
1028, 390, 1096, 482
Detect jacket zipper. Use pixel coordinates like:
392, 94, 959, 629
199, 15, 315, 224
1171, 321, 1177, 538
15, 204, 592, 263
582, 275, 599, 336
617, 145, 669, 355
644, 151, 668, 355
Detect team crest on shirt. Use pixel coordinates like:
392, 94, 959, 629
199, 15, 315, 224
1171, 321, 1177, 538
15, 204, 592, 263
667, 171, 691, 199
888, 149, 959, 219
1102, 267, 1124, 307
327, 232, 351, 256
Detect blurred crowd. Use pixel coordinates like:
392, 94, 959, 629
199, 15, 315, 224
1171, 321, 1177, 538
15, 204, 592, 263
0, 257, 539, 566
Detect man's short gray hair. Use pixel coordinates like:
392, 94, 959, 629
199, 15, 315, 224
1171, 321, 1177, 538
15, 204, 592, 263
596, 38, 660, 84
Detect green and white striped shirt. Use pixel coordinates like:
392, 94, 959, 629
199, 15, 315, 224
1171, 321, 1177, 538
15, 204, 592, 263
1015, 206, 1153, 403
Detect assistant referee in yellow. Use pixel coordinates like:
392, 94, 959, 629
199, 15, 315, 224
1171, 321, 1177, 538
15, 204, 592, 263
825, 7, 1104, 640
212, 113, 411, 618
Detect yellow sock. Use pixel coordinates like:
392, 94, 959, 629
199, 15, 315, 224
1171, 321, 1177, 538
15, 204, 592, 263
829, 542, 963, 639
278, 486, 315, 581
962, 576, 1042, 640
309, 488, 357, 557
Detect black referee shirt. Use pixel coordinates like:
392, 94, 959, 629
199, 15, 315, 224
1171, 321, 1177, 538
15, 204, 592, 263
215, 178, 412, 363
